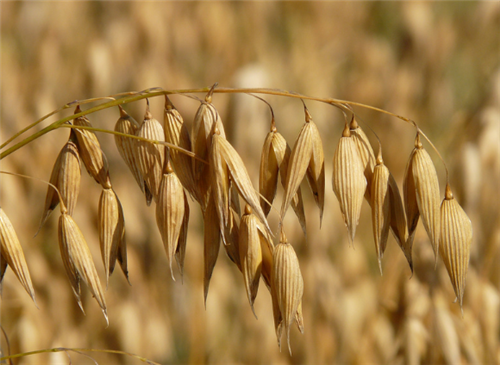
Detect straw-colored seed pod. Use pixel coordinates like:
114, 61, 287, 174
98, 187, 125, 286
58, 213, 107, 324
439, 184, 472, 310
350, 118, 376, 205
222, 208, 241, 271
72, 107, 111, 189
135, 103, 166, 203
114, 106, 152, 204
305, 112, 325, 226
332, 124, 367, 244
40, 137, 81, 229
203, 193, 221, 306
239, 205, 264, 316
175, 191, 190, 281
0, 207, 36, 303
156, 162, 185, 281
272, 233, 304, 355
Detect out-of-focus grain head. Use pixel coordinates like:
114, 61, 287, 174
98, 187, 125, 287
72, 106, 112, 189
304, 108, 325, 226
410, 133, 441, 261
271, 230, 304, 355
164, 96, 198, 200
135, 100, 166, 204
332, 123, 367, 245
203, 193, 221, 306
371, 153, 391, 275
350, 117, 376, 205
439, 183, 472, 311
156, 160, 185, 281
239, 204, 264, 317
114, 105, 152, 203
58, 212, 108, 324
215, 133, 273, 238
40, 136, 81, 230
0, 207, 36, 304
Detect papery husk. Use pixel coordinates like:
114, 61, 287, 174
98, 187, 125, 286
72, 107, 111, 189
371, 157, 391, 275
439, 184, 472, 310
222, 208, 241, 271
272, 233, 304, 355
40, 137, 81, 229
0, 207, 36, 303
411, 134, 441, 259
136, 103, 166, 204
156, 162, 185, 281
404, 147, 420, 257
58, 213, 108, 324
115, 106, 152, 203
332, 124, 367, 244
350, 118, 375, 205
213, 134, 272, 238
304, 110, 325, 226
164, 96, 198, 201
259, 129, 279, 217
203, 193, 221, 306
239, 205, 263, 317
175, 191, 190, 281
115, 196, 129, 284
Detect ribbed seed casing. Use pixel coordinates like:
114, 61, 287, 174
350, 122, 375, 205
371, 162, 391, 274
305, 118, 325, 225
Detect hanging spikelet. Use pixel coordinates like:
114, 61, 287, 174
58, 212, 108, 324
135, 101, 166, 204
40, 136, 81, 229
0, 207, 36, 303
332, 124, 367, 244
203, 193, 221, 306
98, 187, 125, 286
72, 106, 112, 189
114, 105, 152, 204
156, 160, 185, 281
271, 230, 304, 355
175, 191, 190, 281
439, 183, 472, 310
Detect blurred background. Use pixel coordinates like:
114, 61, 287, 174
1, 2, 499, 364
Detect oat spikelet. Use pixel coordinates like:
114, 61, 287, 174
223, 208, 241, 270
58, 213, 108, 324
350, 118, 376, 205
272, 231, 304, 355
136, 102, 166, 203
114, 106, 152, 203
411, 134, 441, 259
239, 205, 264, 317
40, 137, 81, 229
371, 155, 391, 275
439, 184, 472, 310
156, 161, 185, 281
164, 96, 198, 200
403, 146, 419, 257
115, 195, 130, 284
203, 193, 221, 306
72, 107, 112, 189
98, 187, 125, 286
213, 133, 273, 238
304, 110, 325, 226
332, 124, 367, 244
175, 191, 190, 281
0, 208, 36, 303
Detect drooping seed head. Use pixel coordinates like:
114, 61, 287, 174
350, 118, 376, 205
203, 193, 221, 306
175, 191, 190, 281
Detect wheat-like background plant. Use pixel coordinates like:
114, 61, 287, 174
1, 2, 499, 364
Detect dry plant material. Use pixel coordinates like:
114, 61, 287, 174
260, 125, 307, 234
0, 207, 36, 303
271, 231, 304, 355
212, 133, 273, 238
222, 208, 241, 271
239, 204, 266, 316
98, 187, 126, 286
72, 106, 112, 189
280, 108, 324, 229
114, 106, 152, 204
404, 133, 440, 259
156, 160, 185, 281
203, 193, 221, 305
332, 123, 367, 244
135, 102, 166, 204
58, 212, 108, 324
439, 183, 472, 309
40, 136, 81, 228
350, 118, 376, 205
163, 96, 198, 201
175, 192, 190, 280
